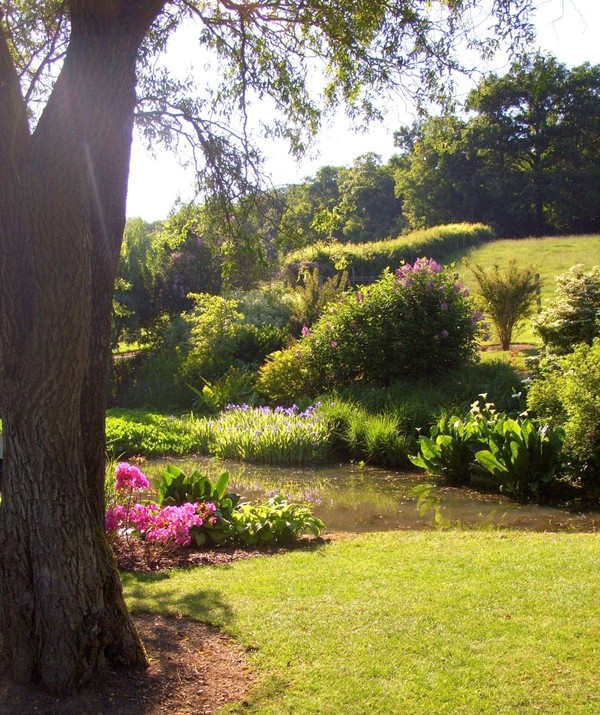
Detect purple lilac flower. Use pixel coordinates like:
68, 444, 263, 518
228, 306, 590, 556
440, 301, 449, 311
301, 325, 311, 338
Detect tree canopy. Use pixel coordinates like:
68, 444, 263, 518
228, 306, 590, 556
2, 0, 535, 199
396, 54, 600, 236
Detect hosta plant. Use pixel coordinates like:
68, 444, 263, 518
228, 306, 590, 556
229, 495, 324, 545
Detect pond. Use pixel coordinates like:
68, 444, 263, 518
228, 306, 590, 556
144, 457, 600, 533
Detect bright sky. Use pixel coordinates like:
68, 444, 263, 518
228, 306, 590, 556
126, 0, 600, 221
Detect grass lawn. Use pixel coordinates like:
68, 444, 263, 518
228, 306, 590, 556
123, 531, 600, 714
452, 234, 600, 345
479, 346, 538, 371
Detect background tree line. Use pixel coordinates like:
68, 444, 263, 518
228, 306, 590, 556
395, 53, 600, 237
127, 51, 600, 326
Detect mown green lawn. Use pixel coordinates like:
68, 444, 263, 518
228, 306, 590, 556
123, 530, 600, 714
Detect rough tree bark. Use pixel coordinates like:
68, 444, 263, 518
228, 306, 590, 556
0, 0, 166, 694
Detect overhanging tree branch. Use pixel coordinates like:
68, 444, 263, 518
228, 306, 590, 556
0, 10, 30, 167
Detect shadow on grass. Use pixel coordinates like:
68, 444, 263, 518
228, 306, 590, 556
123, 572, 235, 625
121, 536, 332, 624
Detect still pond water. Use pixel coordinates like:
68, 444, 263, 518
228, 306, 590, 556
146, 457, 600, 533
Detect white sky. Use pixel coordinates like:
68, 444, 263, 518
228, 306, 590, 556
126, 0, 600, 221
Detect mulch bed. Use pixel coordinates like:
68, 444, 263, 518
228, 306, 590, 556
111, 532, 327, 573
0, 535, 330, 714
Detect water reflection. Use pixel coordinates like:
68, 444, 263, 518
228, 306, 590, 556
143, 457, 600, 533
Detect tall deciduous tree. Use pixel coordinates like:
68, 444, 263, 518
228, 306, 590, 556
396, 54, 600, 236
466, 54, 600, 236
0, 0, 534, 695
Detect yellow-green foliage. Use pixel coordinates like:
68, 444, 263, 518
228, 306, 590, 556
283, 223, 495, 282
255, 346, 319, 404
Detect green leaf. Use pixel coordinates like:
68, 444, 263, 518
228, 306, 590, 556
215, 471, 230, 501
474, 449, 508, 477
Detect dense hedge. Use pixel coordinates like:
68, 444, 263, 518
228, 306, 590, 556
282, 223, 495, 284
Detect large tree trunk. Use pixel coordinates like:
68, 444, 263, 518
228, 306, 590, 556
0, 1, 165, 694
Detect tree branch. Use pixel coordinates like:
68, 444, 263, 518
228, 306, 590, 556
22, 14, 68, 105
0, 10, 30, 169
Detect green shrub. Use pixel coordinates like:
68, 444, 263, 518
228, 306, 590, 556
182, 293, 247, 384
110, 317, 193, 410
288, 268, 349, 333
155, 464, 234, 507
191, 366, 258, 414
534, 265, 600, 354
410, 399, 564, 497
527, 340, 600, 488
410, 412, 482, 485
300, 258, 485, 388
473, 416, 564, 497
230, 285, 294, 328
332, 362, 522, 423
233, 323, 290, 366
468, 259, 539, 350
106, 410, 209, 457
255, 345, 320, 404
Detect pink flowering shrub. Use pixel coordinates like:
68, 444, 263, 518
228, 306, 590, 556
106, 500, 218, 546
106, 462, 219, 546
301, 257, 486, 386
115, 461, 149, 491
106, 462, 323, 548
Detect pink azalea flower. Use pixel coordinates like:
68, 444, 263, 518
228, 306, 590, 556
115, 462, 150, 491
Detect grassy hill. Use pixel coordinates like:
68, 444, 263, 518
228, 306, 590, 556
451, 234, 600, 345
452, 233, 600, 302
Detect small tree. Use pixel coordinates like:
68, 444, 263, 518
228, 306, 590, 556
469, 260, 539, 350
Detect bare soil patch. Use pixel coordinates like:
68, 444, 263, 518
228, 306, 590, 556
0, 613, 251, 715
